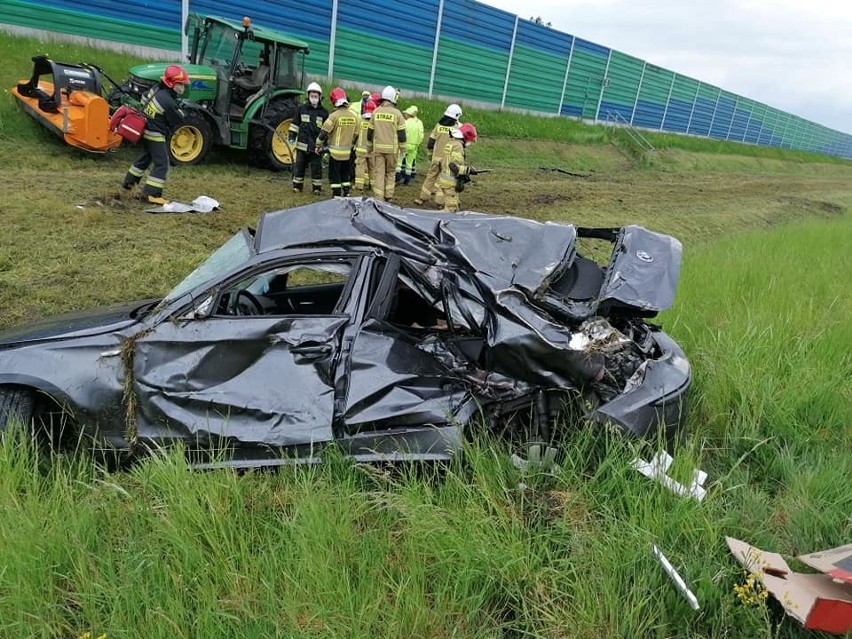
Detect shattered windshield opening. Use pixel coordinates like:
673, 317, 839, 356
163, 230, 254, 304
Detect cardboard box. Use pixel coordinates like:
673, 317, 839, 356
726, 537, 852, 634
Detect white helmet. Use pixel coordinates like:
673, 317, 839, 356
444, 103, 462, 120
381, 85, 397, 103
306, 81, 322, 95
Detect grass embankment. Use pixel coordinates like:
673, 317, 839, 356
1, 218, 849, 638
0, 30, 850, 638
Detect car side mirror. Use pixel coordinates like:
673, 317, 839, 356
179, 294, 215, 320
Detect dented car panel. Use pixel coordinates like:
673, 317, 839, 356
0, 199, 691, 464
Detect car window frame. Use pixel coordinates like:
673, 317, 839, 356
201, 253, 365, 320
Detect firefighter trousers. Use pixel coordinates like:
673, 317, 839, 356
328, 157, 351, 197
417, 160, 443, 203
292, 149, 323, 192
439, 186, 460, 212
354, 155, 372, 191
125, 134, 169, 197
372, 153, 397, 201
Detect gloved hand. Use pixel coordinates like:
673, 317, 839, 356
448, 162, 459, 175
468, 166, 478, 175
314, 144, 323, 155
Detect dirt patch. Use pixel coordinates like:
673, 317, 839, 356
76, 191, 137, 212
776, 196, 845, 216
532, 193, 582, 205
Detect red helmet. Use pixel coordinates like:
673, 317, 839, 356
363, 99, 377, 115
162, 65, 190, 88
458, 123, 478, 143
330, 87, 348, 107
370, 92, 381, 104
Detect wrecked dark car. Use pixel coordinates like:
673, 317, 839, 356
0, 199, 690, 466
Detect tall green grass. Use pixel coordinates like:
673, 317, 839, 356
1, 214, 849, 637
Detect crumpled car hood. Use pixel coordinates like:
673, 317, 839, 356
0, 299, 153, 348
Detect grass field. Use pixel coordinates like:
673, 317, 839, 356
0, 30, 851, 638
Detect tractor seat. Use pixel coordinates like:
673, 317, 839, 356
234, 65, 269, 93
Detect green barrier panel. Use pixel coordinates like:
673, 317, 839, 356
503, 43, 565, 112
432, 37, 508, 104
332, 26, 431, 92
562, 48, 608, 119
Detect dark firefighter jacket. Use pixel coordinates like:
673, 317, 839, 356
289, 101, 329, 152
140, 83, 184, 137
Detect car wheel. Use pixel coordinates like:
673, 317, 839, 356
0, 386, 35, 433
248, 99, 298, 171
169, 111, 213, 166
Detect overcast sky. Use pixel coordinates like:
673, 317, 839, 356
485, 0, 852, 134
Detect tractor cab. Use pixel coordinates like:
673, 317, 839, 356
188, 14, 307, 119
112, 14, 309, 170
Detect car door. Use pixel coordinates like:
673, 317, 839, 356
340, 258, 481, 441
130, 256, 359, 455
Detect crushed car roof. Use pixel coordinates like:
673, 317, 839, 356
254, 197, 680, 309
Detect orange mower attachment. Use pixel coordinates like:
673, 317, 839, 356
12, 55, 122, 153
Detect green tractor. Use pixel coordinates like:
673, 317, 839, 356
109, 14, 309, 170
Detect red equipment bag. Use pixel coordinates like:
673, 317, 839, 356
109, 104, 147, 143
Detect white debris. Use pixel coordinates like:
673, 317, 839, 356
631, 450, 707, 502
145, 195, 221, 214
652, 544, 700, 610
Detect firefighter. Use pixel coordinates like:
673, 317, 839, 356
413, 103, 462, 207
316, 87, 358, 197
396, 105, 424, 186
437, 123, 478, 213
353, 99, 376, 192
289, 82, 328, 195
348, 93, 364, 181
368, 85, 406, 202
122, 65, 189, 205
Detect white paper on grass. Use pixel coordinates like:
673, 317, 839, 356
145, 196, 221, 214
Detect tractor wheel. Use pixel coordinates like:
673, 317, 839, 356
249, 99, 298, 171
169, 111, 213, 166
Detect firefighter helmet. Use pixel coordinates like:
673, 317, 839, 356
330, 87, 348, 107
306, 81, 323, 96
162, 65, 190, 88
370, 92, 381, 104
443, 103, 463, 120
363, 100, 377, 117
381, 85, 397, 103
452, 123, 478, 143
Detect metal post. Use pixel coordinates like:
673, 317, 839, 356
501, 16, 519, 109
725, 96, 739, 141
685, 81, 700, 134
181, 0, 189, 61
428, 0, 445, 97
557, 37, 576, 115
594, 49, 612, 122
706, 88, 722, 138
741, 102, 754, 142
327, 0, 339, 80
778, 114, 791, 147
630, 61, 647, 125
758, 109, 769, 145
659, 73, 676, 130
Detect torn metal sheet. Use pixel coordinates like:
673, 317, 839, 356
0, 198, 691, 465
